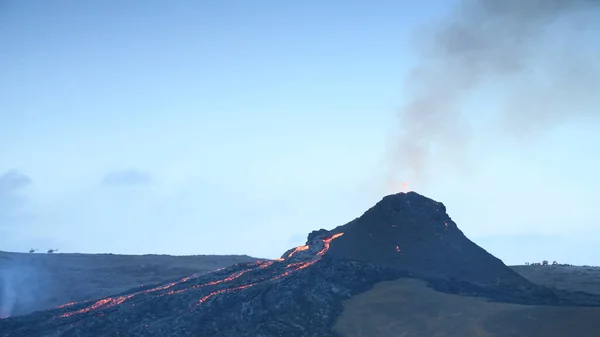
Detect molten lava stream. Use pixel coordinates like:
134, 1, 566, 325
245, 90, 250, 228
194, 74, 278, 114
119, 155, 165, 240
56, 302, 77, 309
316, 233, 344, 256
58, 263, 266, 318
259, 260, 275, 269
195, 282, 258, 306
61, 295, 135, 318
287, 244, 309, 258
167, 267, 255, 295
59, 233, 345, 316
194, 232, 344, 306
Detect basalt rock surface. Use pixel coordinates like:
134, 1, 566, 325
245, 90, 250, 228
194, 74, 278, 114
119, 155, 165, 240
325, 192, 530, 286
1, 192, 600, 337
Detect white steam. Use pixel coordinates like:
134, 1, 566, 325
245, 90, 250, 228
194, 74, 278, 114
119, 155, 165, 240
0, 269, 17, 317
0, 260, 48, 318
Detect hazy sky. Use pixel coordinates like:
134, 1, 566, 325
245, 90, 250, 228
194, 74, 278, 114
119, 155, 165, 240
1, 0, 599, 265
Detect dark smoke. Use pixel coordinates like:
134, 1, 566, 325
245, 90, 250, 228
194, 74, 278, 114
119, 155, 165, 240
389, 0, 600, 186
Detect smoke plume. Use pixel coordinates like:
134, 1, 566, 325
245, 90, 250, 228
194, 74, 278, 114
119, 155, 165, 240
0, 259, 48, 318
388, 0, 600, 187
0, 269, 16, 317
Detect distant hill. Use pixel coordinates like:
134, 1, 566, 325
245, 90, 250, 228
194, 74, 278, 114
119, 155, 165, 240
511, 264, 600, 295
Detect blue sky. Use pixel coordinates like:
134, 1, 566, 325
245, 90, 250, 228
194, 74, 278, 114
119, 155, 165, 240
1, 0, 599, 265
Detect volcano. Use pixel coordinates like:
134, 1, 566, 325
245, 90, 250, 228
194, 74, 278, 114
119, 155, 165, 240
1, 192, 599, 337
324, 192, 529, 285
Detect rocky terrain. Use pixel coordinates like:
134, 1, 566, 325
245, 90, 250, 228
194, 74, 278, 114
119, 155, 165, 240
1, 192, 599, 337
511, 264, 600, 295
0, 251, 257, 317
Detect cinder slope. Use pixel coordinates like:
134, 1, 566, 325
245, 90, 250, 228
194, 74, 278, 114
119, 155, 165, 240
326, 192, 530, 286
334, 278, 600, 337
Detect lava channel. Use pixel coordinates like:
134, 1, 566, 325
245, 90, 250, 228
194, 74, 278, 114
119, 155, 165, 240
56, 233, 344, 318
194, 232, 344, 305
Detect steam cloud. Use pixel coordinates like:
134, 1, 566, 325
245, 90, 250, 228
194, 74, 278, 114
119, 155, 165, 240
0, 260, 49, 318
388, 0, 600, 187
0, 269, 17, 317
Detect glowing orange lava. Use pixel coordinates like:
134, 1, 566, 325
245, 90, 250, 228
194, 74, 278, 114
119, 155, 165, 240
56, 233, 345, 318
61, 294, 135, 317
316, 232, 344, 256
259, 260, 275, 269
167, 267, 254, 295
195, 232, 344, 305
56, 302, 77, 309
196, 282, 257, 305
285, 261, 308, 269
59, 270, 205, 317
287, 245, 309, 258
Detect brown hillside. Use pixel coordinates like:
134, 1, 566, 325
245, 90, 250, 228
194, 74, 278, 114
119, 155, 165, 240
334, 278, 600, 337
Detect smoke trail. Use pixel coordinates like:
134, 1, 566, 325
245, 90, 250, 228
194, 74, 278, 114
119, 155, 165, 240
0, 266, 18, 317
0, 260, 49, 318
388, 0, 600, 188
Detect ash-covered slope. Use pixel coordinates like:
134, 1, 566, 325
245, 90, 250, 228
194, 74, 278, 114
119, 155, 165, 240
324, 192, 529, 286
1, 192, 599, 337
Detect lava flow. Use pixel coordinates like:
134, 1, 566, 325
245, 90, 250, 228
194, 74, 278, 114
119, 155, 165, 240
166, 267, 255, 295
56, 302, 77, 309
56, 265, 238, 318
194, 232, 344, 306
57, 268, 235, 317
196, 282, 257, 305
287, 244, 309, 258
61, 295, 135, 317
316, 232, 344, 256
204, 233, 346, 293
55, 232, 344, 319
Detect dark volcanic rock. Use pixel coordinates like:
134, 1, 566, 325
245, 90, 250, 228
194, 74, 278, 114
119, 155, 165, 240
0, 244, 406, 337
325, 192, 530, 286
1, 192, 599, 337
